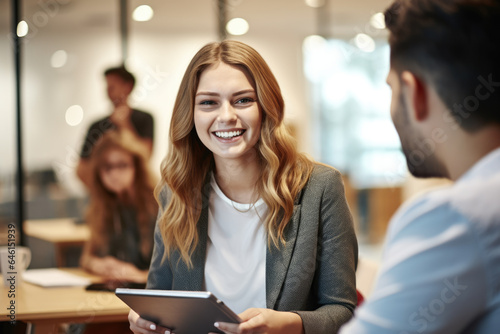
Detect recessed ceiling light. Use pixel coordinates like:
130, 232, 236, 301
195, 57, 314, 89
65, 105, 84, 126
226, 18, 249, 36
305, 0, 325, 8
354, 33, 375, 53
370, 12, 386, 30
17, 21, 29, 37
303, 35, 327, 53
133, 5, 154, 22
51, 50, 68, 68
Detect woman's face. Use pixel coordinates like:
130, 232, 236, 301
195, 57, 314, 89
194, 62, 262, 164
98, 148, 135, 194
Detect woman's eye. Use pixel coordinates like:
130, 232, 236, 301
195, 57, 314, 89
236, 97, 255, 104
199, 100, 216, 105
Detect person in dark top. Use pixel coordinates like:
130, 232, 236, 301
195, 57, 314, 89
77, 66, 154, 187
79, 131, 157, 282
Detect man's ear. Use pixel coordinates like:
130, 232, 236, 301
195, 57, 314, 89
400, 71, 429, 122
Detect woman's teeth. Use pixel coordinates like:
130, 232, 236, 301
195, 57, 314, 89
215, 130, 243, 139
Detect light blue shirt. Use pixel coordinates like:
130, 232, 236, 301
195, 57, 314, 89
341, 147, 500, 333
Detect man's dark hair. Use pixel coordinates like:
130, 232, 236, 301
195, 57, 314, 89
385, 0, 500, 131
104, 65, 136, 88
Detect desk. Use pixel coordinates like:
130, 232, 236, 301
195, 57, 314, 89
24, 219, 90, 267
0, 268, 130, 334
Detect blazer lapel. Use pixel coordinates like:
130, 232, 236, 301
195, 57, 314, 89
266, 202, 302, 309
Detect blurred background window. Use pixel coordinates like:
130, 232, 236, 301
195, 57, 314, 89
304, 37, 406, 189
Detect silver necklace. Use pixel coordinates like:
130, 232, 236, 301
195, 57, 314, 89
231, 200, 256, 213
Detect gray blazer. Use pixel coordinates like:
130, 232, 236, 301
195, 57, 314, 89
147, 164, 358, 333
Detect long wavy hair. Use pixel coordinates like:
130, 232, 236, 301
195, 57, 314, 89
86, 132, 157, 258
157, 40, 314, 267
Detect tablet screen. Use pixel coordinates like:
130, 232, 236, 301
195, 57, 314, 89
115, 288, 241, 334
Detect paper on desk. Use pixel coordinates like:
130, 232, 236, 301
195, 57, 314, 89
22, 268, 91, 287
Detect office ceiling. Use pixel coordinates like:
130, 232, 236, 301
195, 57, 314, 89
1, 0, 393, 39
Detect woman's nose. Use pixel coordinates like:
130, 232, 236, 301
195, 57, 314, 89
217, 101, 237, 123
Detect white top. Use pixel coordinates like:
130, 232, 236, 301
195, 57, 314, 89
340, 147, 500, 333
204, 174, 268, 314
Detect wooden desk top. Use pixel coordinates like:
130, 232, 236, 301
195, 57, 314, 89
0, 268, 130, 324
24, 218, 90, 244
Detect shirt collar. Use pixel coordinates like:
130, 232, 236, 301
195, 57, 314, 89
457, 147, 500, 183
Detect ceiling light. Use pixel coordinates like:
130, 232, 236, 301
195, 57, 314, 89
370, 12, 386, 30
354, 33, 376, 53
226, 18, 249, 36
51, 50, 68, 68
17, 21, 28, 37
133, 5, 154, 22
302, 35, 327, 54
305, 0, 325, 8
65, 105, 84, 126
303, 35, 329, 82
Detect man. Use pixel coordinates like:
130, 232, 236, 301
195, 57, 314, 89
340, 0, 500, 332
76, 66, 154, 187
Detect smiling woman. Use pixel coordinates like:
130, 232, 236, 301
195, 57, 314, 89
128, 40, 358, 334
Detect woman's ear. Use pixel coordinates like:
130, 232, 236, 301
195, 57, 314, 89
400, 71, 429, 122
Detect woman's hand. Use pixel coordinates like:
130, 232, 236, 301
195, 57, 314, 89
105, 259, 148, 282
210, 308, 304, 334
128, 309, 172, 334
86, 256, 148, 282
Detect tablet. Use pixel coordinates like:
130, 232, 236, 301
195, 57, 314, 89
115, 288, 241, 334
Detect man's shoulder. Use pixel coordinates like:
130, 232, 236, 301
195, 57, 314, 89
85, 115, 113, 134
450, 171, 500, 223
386, 185, 463, 240
88, 115, 112, 128
388, 173, 500, 241
403, 171, 500, 224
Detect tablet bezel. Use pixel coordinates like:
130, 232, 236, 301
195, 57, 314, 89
115, 288, 241, 334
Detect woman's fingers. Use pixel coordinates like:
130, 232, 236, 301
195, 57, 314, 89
214, 321, 240, 333
214, 308, 298, 334
128, 309, 172, 334
214, 321, 265, 334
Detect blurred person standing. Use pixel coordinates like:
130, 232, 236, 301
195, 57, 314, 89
77, 66, 154, 187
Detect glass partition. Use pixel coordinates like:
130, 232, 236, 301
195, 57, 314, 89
0, 1, 16, 245
21, 0, 121, 221
304, 37, 405, 242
